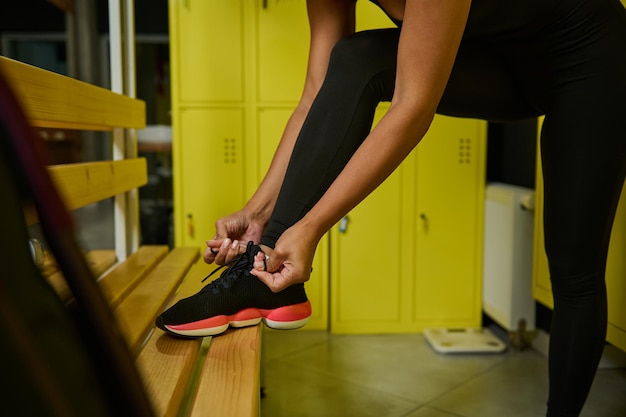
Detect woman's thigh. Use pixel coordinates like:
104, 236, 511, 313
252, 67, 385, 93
437, 40, 542, 122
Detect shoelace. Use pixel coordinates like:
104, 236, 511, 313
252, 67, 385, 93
200, 242, 257, 294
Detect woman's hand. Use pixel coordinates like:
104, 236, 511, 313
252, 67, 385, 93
250, 222, 319, 292
204, 209, 266, 265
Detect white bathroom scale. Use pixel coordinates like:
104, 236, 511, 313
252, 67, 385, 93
423, 328, 507, 354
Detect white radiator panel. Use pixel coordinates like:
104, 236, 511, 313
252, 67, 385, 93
483, 183, 535, 331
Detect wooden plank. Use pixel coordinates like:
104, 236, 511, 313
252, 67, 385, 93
135, 260, 214, 417
42, 249, 117, 279
190, 326, 262, 417
137, 332, 205, 417
25, 158, 148, 224
43, 249, 117, 303
115, 247, 199, 355
0, 56, 145, 131
85, 250, 118, 276
50, 159, 148, 211
99, 246, 170, 308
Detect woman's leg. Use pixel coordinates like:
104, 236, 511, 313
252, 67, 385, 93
260, 29, 399, 247
541, 87, 626, 415
261, 31, 538, 248
536, 2, 626, 414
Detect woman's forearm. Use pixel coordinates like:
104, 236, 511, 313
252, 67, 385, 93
244, 1, 355, 226
242, 101, 312, 223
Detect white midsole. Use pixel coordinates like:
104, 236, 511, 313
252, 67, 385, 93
264, 316, 310, 330
165, 315, 310, 337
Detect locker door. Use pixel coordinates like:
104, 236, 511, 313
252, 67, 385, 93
414, 116, 486, 328
175, 108, 246, 248
173, 0, 244, 103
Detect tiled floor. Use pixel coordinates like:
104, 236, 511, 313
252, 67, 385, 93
260, 329, 626, 417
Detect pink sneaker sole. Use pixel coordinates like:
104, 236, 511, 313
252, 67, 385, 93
163, 301, 312, 337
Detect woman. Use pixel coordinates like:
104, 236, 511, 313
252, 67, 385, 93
158, 1, 626, 415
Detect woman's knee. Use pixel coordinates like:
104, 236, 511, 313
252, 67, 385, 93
326, 29, 398, 87
544, 236, 608, 301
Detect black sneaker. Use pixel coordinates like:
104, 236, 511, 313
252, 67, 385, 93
155, 241, 311, 337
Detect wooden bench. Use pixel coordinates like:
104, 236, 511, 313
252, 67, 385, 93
1, 55, 262, 417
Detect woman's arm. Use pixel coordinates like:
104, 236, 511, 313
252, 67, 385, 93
303, 0, 472, 236
241, 0, 356, 224
206, 1, 355, 262
253, 0, 473, 290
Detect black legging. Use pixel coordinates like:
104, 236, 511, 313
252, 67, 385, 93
260, 1, 626, 416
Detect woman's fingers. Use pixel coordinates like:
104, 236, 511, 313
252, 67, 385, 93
203, 238, 247, 265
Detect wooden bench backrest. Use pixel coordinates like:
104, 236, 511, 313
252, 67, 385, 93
0, 56, 147, 227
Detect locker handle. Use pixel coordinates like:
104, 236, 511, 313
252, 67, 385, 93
187, 213, 195, 239
420, 213, 429, 233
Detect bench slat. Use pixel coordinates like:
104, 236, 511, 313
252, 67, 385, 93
99, 245, 170, 308
43, 249, 117, 303
25, 159, 148, 224
115, 247, 199, 355
190, 326, 262, 417
135, 260, 213, 417
0, 56, 145, 131
85, 250, 118, 276
147, 261, 262, 417
137, 333, 205, 417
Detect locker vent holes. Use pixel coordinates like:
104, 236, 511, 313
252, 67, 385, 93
459, 138, 471, 164
224, 138, 237, 164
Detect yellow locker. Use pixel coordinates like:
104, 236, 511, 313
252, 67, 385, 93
170, 0, 248, 250
171, 0, 487, 333
175, 108, 246, 249
329, 105, 415, 334
330, 111, 486, 334
533, 117, 626, 351
256, 0, 310, 103
356, 0, 398, 30
170, 0, 244, 103
532, 118, 553, 307
414, 116, 486, 329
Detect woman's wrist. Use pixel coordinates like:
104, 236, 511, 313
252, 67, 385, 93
296, 213, 329, 244
242, 200, 272, 227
